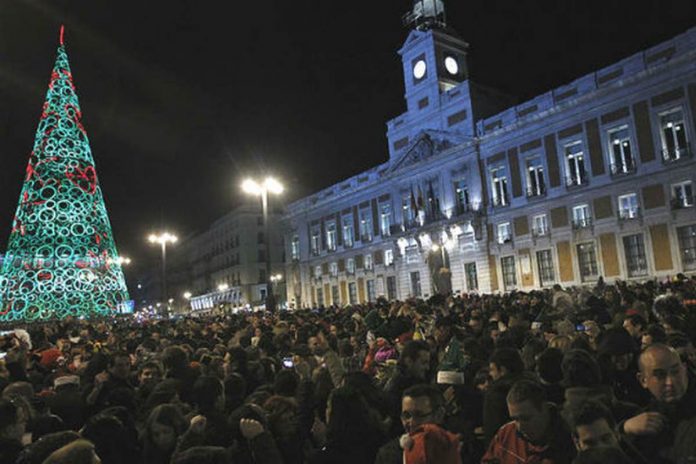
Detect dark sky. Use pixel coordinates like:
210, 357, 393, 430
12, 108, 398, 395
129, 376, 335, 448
0, 0, 694, 283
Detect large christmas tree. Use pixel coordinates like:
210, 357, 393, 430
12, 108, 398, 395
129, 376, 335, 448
0, 27, 129, 322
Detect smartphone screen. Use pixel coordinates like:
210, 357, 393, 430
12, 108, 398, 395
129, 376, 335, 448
282, 357, 294, 368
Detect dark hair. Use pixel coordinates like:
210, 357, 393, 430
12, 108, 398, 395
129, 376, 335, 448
107, 351, 130, 367
562, 349, 601, 387
570, 400, 615, 435
0, 397, 20, 430
325, 386, 378, 448
536, 348, 564, 384
572, 446, 633, 464
644, 324, 667, 344
142, 404, 187, 461
192, 376, 223, 413
273, 369, 299, 397
161, 346, 188, 371
402, 384, 445, 411
506, 380, 546, 409
489, 347, 524, 376
625, 314, 647, 330
16, 431, 80, 464
399, 340, 430, 365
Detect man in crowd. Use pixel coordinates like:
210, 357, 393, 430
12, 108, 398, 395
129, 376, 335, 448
482, 379, 576, 463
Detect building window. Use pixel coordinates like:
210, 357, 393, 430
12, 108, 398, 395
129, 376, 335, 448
623, 234, 648, 277
526, 157, 546, 197
329, 262, 338, 277
259, 269, 266, 284
572, 204, 592, 229
316, 287, 324, 306
346, 258, 355, 274
366, 280, 376, 302
386, 276, 397, 300
348, 282, 357, 305
402, 194, 416, 225
501, 256, 517, 289
365, 253, 374, 270
577, 242, 599, 281
465, 262, 478, 291
618, 193, 639, 220
311, 229, 321, 256
342, 216, 354, 248
291, 235, 300, 261
314, 265, 322, 279
497, 222, 512, 244
672, 181, 694, 209
660, 108, 690, 162
331, 285, 340, 305
532, 214, 549, 236
257, 216, 264, 226
454, 179, 470, 214
405, 245, 420, 264
491, 167, 509, 207
380, 203, 392, 236
326, 221, 337, 251
257, 232, 265, 245
257, 249, 266, 262
536, 249, 555, 286
410, 271, 422, 297
608, 126, 635, 175
359, 210, 373, 242
384, 249, 394, 266
564, 142, 587, 187
677, 225, 696, 270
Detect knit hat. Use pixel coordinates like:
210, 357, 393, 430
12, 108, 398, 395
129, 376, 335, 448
402, 423, 461, 464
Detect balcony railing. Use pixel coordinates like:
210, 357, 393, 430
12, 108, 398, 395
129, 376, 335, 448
532, 226, 549, 237
497, 235, 513, 245
618, 207, 641, 221
671, 195, 695, 210
360, 233, 373, 243
610, 160, 636, 177
492, 195, 509, 208
526, 184, 547, 199
662, 144, 692, 163
572, 217, 593, 230
565, 172, 589, 189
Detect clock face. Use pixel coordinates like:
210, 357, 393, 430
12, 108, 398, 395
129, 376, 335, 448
413, 60, 427, 79
444, 56, 459, 75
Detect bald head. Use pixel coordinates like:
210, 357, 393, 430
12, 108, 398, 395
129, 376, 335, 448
638, 343, 687, 403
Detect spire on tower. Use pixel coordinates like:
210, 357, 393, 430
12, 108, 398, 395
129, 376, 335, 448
59, 25, 65, 46
403, 0, 446, 31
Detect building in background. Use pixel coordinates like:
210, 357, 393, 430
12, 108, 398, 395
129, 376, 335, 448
281, 1, 696, 308
168, 201, 284, 314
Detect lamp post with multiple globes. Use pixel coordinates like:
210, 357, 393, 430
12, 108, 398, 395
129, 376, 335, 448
242, 177, 283, 312
148, 232, 178, 312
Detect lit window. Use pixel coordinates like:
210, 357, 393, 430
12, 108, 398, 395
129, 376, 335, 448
660, 108, 689, 161
572, 204, 592, 229
618, 193, 639, 220
384, 249, 394, 266
608, 126, 635, 175
497, 222, 512, 244
491, 167, 508, 207
564, 142, 587, 187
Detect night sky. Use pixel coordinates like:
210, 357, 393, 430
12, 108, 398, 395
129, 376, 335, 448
0, 0, 694, 284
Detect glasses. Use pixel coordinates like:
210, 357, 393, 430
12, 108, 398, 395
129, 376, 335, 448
400, 409, 433, 421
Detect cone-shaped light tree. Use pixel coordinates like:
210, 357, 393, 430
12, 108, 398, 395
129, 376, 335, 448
0, 27, 130, 321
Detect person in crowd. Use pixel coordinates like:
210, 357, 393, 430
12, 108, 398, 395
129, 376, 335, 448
141, 403, 188, 464
483, 347, 526, 443
619, 343, 696, 463
482, 379, 576, 463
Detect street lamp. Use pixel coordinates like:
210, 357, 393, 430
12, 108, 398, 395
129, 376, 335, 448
148, 232, 177, 311
242, 176, 284, 312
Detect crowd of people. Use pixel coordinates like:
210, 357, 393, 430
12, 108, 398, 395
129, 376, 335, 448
1, 274, 696, 464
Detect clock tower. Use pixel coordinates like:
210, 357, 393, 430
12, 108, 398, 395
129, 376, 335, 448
387, 1, 475, 160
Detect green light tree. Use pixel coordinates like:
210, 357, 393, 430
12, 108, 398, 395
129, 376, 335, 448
0, 27, 130, 321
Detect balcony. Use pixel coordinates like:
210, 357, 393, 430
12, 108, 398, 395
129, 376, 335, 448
532, 226, 549, 238
618, 207, 641, 222
360, 233, 373, 243
565, 172, 589, 189
572, 217, 593, 230
492, 195, 509, 209
454, 202, 472, 216
496, 235, 513, 245
526, 184, 547, 200
662, 144, 692, 163
671, 195, 695, 210
610, 160, 636, 177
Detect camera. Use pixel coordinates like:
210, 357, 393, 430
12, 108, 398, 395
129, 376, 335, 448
575, 324, 586, 332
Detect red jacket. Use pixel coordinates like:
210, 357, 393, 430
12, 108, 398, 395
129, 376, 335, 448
481, 407, 575, 464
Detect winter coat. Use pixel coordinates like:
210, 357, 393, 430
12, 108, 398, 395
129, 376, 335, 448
481, 404, 576, 464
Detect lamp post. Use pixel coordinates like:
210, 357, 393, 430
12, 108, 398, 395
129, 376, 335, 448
242, 177, 283, 312
148, 232, 177, 312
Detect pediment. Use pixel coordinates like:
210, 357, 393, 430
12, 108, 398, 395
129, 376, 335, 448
388, 130, 464, 173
